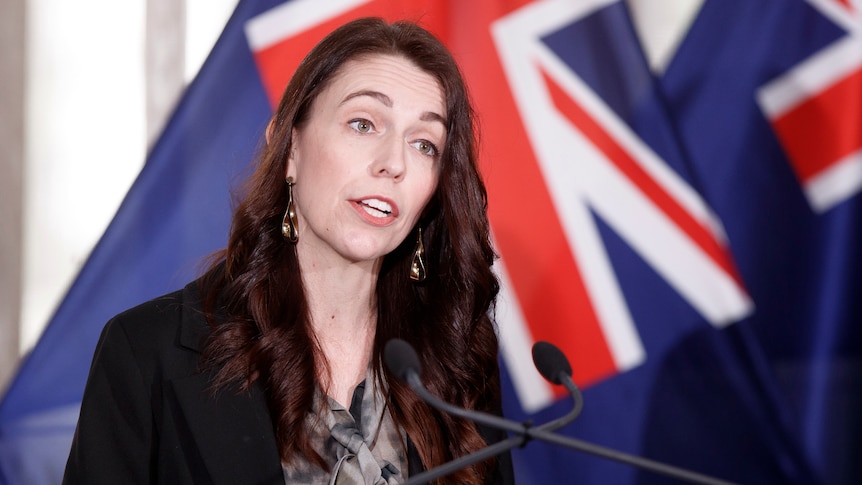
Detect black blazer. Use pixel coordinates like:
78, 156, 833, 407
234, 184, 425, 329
64, 280, 514, 484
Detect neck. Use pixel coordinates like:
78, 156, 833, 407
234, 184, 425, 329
300, 257, 379, 334
297, 248, 380, 405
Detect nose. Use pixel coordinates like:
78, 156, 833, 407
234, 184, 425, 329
370, 135, 406, 180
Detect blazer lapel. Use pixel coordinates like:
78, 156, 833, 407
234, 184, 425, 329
169, 372, 283, 485
168, 281, 283, 484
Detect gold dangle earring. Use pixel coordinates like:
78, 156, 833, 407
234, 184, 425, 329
281, 176, 299, 243
410, 227, 427, 282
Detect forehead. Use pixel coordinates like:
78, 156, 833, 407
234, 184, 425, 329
319, 54, 446, 117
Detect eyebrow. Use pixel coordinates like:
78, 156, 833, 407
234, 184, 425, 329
341, 90, 446, 126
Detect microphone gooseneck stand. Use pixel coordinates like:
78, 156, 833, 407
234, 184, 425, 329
385, 339, 738, 485
384, 339, 583, 485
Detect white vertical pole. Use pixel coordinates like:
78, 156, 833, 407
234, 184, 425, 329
146, 0, 187, 147
0, 0, 26, 391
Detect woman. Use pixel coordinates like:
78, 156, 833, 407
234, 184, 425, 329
64, 17, 512, 484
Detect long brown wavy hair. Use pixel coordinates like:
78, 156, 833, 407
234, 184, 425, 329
200, 17, 501, 484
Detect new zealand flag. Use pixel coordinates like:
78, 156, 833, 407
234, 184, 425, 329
1, 1, 859, 484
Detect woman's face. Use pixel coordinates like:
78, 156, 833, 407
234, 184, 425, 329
286, 54, 445, 268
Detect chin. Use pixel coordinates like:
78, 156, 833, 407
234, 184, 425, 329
339, 243, 388, 263
342, 239, 401, 264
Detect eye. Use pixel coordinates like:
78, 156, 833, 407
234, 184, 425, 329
348, 119, 374, 133
412, 139, 440, 157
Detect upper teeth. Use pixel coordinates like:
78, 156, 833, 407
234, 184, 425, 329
361, 198, 392, 215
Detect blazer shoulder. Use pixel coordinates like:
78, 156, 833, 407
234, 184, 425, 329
108, 288, 186, 344
113, 288, 185, 327
100, 281, 210, 375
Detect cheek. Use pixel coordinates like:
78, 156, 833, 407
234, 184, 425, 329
413, 170, 440, 215
425, 174, 440, 205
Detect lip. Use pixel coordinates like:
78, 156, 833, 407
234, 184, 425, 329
349, 195, 399, 226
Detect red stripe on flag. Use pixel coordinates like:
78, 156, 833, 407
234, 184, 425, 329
456, 2, 619, 391
835, 0, 854, 12
541, 68, 745, 288
252, 0, 449, 107
769, 67, 862, 182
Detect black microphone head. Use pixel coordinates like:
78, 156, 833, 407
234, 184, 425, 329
384, 338, 422, 382
532, 341, 572, 385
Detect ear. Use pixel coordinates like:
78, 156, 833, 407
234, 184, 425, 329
265, 118, 275, 144
285, 128, 298, 180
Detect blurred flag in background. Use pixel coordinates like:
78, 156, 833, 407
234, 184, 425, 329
2, 1, 859, 484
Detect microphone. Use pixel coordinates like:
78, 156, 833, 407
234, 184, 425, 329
532, 341, 583, 421
385, 339, 582, 436
385, 339, 521, 435
384, 339, 583, 484
532, 340, 571, 384
385, 338, 738, 485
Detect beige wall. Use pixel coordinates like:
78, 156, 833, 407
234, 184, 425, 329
0, 0, 237, 393
0, 0, 26, 391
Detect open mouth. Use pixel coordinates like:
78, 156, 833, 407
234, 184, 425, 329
359, 198, 393, 218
